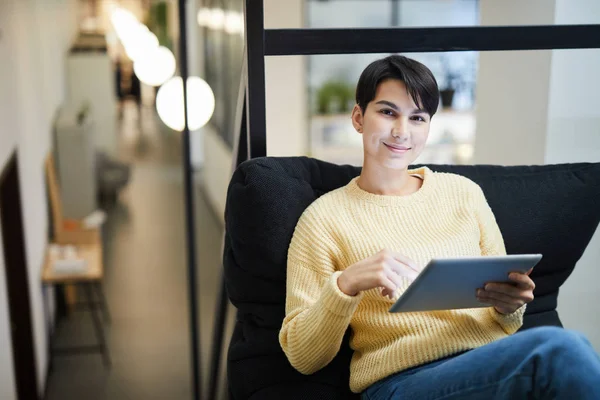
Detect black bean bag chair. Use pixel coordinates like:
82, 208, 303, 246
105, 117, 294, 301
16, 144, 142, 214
223, 156, 600, 400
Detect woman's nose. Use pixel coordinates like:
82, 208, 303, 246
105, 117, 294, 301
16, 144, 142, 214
391, 117, 409, 138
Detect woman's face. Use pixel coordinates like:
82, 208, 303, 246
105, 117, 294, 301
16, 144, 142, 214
352, 79, 431, 171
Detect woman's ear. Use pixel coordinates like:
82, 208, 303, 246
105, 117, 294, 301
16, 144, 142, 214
351, 104, 364, 133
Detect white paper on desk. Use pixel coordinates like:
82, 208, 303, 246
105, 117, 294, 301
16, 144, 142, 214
83, 210, 107, 229
53, 258, 88, 274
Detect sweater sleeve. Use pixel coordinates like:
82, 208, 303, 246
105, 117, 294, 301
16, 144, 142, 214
279, 208, 363, 375
473, 185, 506, 258
472, 184, 525, 334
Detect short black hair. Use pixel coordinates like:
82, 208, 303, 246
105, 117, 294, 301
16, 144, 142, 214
355, 55, 440, 117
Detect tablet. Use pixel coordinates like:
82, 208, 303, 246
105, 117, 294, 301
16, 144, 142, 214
389, 254, 542, 313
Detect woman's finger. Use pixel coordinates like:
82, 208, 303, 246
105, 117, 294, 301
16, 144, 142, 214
478, 289, 524, 306
390, 252, 420, 273
476, 293, 517, 313
376, 273, 398, 298
484, 282, 528, 298
385, 267, 405, 290
388, 261, 419, 282
508, 272, 536, 290
381, 287, 398, 299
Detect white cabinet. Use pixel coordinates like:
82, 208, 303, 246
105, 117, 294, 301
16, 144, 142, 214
66, 52, 117, 155
53, 108, 97, 219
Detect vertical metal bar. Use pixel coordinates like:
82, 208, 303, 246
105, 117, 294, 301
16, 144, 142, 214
208, 277, 229, 399
84, 283, 111, 367
236, 100, 249, 166
244, 0, 267, 158
233, 50, 250, 168
177, 0, 201, 399
93, 282, 111, 323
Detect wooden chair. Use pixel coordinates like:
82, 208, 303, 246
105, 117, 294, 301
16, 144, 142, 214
43, 152, 111, 366
45, 153, 101, 246
45, 153, 103, 312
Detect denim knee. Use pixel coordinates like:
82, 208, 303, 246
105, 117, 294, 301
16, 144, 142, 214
526, 326, 591, 354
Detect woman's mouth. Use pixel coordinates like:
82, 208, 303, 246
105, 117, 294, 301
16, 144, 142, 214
384, 143, 411, 154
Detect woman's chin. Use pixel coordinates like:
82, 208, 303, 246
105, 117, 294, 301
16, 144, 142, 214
382, 159, 412, 170
363, 152, 418, 170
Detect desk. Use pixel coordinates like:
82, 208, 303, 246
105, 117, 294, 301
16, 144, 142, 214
42, 244, 103, 282
42, 242, 111, 367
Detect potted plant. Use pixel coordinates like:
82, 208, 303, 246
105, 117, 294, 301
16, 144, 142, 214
438, 57, 463, 109
315, 80, 354, 115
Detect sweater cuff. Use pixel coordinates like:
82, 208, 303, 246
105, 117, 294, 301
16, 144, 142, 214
489, 304, 526, 334
320, 271, 364, 317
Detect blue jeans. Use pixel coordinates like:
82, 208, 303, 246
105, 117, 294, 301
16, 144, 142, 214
362, 327, 600, 400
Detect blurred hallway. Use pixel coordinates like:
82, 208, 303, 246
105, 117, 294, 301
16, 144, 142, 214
44, 102, 232, 400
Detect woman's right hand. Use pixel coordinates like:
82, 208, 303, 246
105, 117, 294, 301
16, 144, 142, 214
337, 249, 420, 298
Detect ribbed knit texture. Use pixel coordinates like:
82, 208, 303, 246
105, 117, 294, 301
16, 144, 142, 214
279, 167, 525, 393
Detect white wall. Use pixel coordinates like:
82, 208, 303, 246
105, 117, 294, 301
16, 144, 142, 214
0, 65, 18, 395
473, 0, 555, 165
473, 49, 552, 165
0, 3, 30, 398
0, 3, 19, 393
264, 0, 307, 157
545, 0, 600, 165
66, 53, 117, 155
546, 0, 600, 351
0, 0, 78, 396
202, 125, 232, 224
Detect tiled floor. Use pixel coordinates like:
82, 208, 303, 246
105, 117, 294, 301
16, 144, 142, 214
44, 102, 234, 400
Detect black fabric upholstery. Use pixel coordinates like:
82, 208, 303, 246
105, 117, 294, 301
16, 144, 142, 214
224, 156, 600, 399
248, 382, 352, 400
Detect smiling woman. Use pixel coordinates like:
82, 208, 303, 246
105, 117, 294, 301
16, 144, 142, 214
349, 56, 438, 195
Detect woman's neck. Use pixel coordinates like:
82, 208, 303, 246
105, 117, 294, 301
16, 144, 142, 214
357, 162, 422, 196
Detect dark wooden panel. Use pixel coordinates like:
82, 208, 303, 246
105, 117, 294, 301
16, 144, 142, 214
265, 25, 600, 55
245, 0, 267, 158
1, 151, 39, 400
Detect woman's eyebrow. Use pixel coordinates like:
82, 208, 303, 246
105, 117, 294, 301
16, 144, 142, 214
375, 100, 426, 114
375, 100, 399, 110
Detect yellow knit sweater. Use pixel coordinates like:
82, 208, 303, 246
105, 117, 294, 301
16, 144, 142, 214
279, 167, 525, 393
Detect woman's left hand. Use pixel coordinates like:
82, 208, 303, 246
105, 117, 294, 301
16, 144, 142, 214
477, 269, 535, 315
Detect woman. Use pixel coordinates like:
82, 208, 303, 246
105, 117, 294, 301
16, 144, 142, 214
279, 55, 600, 399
